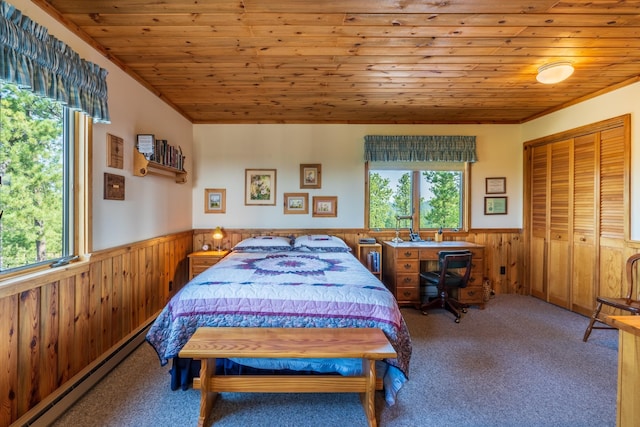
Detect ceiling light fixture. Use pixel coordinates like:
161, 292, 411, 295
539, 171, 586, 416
536, 61, 574, 84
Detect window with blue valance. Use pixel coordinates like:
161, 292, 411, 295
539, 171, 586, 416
364, 135, 477, 163
0, 0, 110, 122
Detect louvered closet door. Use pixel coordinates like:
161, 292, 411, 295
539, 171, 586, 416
571, 134, 597, 315
547, 139, 572, 308
529, 145, 548, 300
598, 125, 627, 304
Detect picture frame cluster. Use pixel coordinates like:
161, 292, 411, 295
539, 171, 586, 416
484, 177, 507, 215
204, 163, 337, 217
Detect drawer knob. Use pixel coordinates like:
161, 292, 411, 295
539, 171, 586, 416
403, 277, 412, 283
404, 251, 412, 257
403, 291, 412, 297
403, 263, 412, 270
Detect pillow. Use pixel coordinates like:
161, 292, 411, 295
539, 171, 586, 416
293, 235, 351, 252
232, 236, 292, 252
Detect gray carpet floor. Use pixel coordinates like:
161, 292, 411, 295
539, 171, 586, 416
52, 295, 618, 427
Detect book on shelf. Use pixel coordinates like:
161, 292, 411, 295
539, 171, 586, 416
367, 251, 380, 273
138, 137, 185, 171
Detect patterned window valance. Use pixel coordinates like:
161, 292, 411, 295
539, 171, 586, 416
0, 0, 110, 123
364, 135, 477, 163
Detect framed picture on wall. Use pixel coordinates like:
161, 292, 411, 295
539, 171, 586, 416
284, 193, 309, 214
300, 164, 321, 189
245, 169, 277, 205
485, 177, 506, 194
484, 196, 508, 215
204, 188, 226, 213
312, 196, 337, 217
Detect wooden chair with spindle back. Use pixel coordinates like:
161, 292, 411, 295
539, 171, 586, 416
583, 253, 640, 342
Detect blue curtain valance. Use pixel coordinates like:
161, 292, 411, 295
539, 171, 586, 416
364, 135, 477, 163
0, 0, 110, 123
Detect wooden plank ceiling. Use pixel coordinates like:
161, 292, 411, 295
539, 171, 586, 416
34, 0, 640, 124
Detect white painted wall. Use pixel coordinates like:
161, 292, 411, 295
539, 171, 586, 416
14, 0, 194, 251
522, 81, 640, 240
192, 124, 523, 230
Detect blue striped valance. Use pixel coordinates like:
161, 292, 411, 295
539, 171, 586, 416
364, 135, 477, 163
0, 1, 110, 123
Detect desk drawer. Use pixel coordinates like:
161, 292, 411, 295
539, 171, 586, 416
396, 259, 419, 273
396, 273, 419, 288
397, 249, 419, 259
458, 286, 484, 304
396, 286, 419, 303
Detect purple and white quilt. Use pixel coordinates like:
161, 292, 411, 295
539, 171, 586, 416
146, 250, 412, 405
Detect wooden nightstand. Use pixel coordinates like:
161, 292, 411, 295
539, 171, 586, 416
188, 250, 229, 279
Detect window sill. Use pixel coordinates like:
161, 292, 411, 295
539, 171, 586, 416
0, 255, 91, 299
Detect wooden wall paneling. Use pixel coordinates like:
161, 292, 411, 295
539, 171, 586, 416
111, 254, 123, 346
74, 271, 91, 375
508, 234, 524, 294
150, 244, 160, 318
88, 262, 101, 360
598, 245, 625, 316
18, 289, 40, 415
57, 276, 75, 386
39, 282, 59, 398
100, 258, 113, 354
130, 248, 140, 330
121, 251, 133, 337
0, 294, 18, 426
2, 231, 193, 424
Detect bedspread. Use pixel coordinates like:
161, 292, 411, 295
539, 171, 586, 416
146, 250, 412, 404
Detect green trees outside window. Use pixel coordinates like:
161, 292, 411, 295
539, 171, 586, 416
369, 169, 463, 231
0, 83, 70, 272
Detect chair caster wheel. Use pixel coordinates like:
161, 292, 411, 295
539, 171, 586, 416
462, 308, 468, 313
455, 318, 460, 323
421, 311, 428, 316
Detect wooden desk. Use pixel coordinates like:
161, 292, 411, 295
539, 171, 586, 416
179, 327, 396, 427
603, 315, 640, 427
381, 241, 485, 308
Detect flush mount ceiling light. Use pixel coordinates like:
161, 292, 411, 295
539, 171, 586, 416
536, 61, 575, 84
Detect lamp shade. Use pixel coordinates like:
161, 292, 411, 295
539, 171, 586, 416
212, 227, 224, 240
536, 62, 574, 84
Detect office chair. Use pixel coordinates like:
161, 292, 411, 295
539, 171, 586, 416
583, 253, 640, 342
420, 250, 473, 323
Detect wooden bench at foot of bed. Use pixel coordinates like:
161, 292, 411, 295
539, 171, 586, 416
178, 327, 397, 427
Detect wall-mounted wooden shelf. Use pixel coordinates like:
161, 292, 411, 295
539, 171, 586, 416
133, 149, 187, 184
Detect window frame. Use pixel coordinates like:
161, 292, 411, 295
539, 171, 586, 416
0, 102, 91, 279
365, 161, 471, 235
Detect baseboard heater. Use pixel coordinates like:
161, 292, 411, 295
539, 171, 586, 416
12, 314, 159, 427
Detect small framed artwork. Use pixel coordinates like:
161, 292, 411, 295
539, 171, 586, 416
107, 133, 124, 169
312, 196, 337, 217
284, 193, 309, 214
104, 173, 125, 200
205, 188, 226, 214
486, 177, 506, 194
245, 169, 277, 205
485, 196, 508, 215
300, 164, 322, 189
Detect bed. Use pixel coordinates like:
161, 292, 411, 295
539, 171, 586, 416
146, 235, 412, 405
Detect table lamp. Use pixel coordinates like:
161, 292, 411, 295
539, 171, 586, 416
212, 226, 224, 251
392, 215, 413, 243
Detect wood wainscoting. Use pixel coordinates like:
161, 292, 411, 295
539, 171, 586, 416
0, 231, 192, 426
193, 228, 524, 296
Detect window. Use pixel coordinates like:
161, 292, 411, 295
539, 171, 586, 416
0, 82, 75, 273
367, 163, 468, 232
